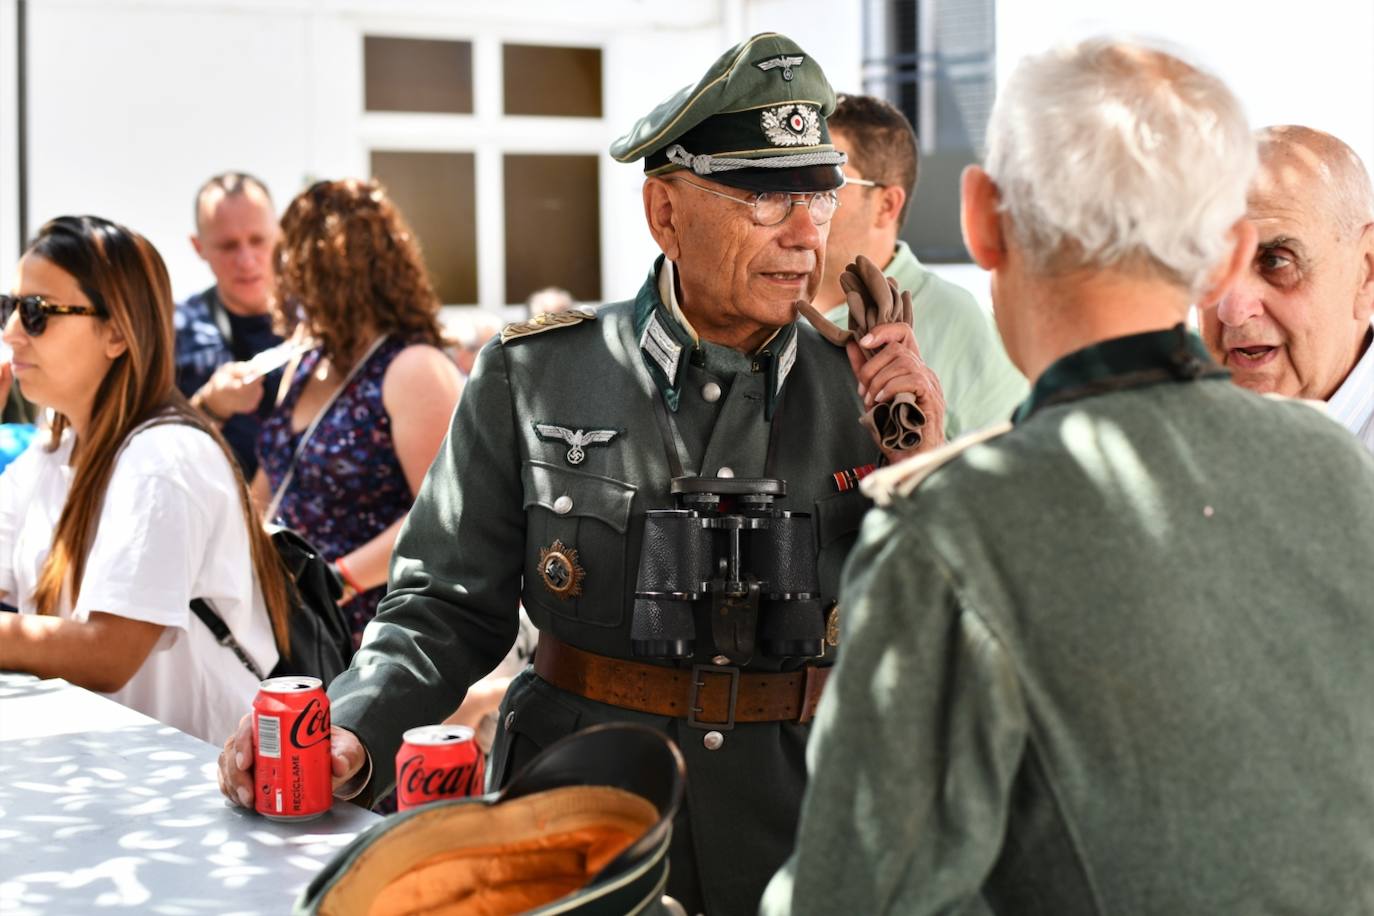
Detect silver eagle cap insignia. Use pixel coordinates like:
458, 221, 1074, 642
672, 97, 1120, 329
761, 104, 821, 147
755, 54, 805, 81
534, 424, 619, 465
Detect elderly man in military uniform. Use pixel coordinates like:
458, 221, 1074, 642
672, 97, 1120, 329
219, 33, 944, 914
763, 39, 1374, 915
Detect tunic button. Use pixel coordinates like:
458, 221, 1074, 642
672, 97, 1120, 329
553, 495, 573, 515
702, 381, 722, 403
505, 711, 516, 730
717, 467, 735, 478
703, 730, 725, 751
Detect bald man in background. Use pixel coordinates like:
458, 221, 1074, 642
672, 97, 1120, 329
177, 172, 285, 475
1199, 126, 1374, 451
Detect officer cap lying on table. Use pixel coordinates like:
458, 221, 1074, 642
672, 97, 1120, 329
296, 725, 686, 916
610, 31, 847, 193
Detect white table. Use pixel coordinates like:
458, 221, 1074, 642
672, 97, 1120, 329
0, 673, 380, 915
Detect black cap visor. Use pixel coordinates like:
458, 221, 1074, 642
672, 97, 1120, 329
707, 163, 844, 193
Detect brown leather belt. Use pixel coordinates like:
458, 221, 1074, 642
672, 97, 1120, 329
533, 636, 829, 728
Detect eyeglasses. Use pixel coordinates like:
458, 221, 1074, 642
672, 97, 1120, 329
0, 294, 105, 336
667, 178, 840, 227
843, 177, 883, 189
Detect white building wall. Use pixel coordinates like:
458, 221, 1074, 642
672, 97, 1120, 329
1, 0, 1371, 312
944, 0, 1374, 312
18, 0, 316, 302
738, 0, 864, 95
995, 0, 1374, 184
0, 0, 736, 305
0, 0, 22, 274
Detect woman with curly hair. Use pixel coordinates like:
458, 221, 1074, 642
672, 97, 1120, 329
254, 178, 462, 646
0, 215, 293, 743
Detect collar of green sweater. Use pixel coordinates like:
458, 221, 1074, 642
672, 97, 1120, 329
1014, 323, 1227, 423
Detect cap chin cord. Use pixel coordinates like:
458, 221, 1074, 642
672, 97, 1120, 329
665, 143, 846, 176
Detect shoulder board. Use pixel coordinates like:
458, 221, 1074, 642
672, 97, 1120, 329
861, 421, 1013, 507
500, 307, 597, 344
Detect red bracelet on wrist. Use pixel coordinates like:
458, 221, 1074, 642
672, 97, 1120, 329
334, 557, 365, 596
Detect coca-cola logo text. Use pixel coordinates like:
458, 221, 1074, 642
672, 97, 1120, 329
289, 698, 330, 750
399, 753, 483, 799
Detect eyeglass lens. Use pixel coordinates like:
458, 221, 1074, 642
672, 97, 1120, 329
754, 192, 838, 227
0, 296, 51, 336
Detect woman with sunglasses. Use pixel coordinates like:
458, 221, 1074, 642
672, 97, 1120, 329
0, 215, 293, 743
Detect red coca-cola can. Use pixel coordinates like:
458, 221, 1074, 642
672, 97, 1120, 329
395, 724, 485, 811
253, 676, 332, 821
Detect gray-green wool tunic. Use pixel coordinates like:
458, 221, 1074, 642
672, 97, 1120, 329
327, 259, 880, 915
763, 327, 1374, 915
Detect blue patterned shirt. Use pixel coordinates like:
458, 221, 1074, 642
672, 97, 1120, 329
173, 285, 283, 477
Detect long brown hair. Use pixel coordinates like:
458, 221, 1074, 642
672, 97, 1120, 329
275, 178, 444, 369
27, 216, 292, 654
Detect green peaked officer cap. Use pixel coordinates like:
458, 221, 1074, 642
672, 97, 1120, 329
609, 32, 847, 193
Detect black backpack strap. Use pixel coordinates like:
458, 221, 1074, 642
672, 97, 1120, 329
190, 598, 267, 682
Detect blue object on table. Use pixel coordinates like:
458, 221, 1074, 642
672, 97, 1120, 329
0, 424, 36, 474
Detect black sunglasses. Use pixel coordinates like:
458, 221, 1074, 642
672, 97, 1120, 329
0, 294, 105, 336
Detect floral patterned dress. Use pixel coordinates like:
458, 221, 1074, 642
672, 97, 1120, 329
258, 336, 414, 647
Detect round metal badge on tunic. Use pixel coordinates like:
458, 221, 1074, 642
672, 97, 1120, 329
539, 539, 585, 599
825, 602, 840, 647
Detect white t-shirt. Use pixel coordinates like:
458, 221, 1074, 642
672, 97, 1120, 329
0, 423, 278, 744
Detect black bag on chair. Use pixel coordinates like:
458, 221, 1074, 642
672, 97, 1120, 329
295, 724, 688, 916
191, 525, 355, 686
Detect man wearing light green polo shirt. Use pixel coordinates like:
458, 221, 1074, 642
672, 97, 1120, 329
819, 94, 1026, 438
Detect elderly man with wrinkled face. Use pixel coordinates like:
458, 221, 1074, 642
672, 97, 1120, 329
1200, 126, 1374, 451
218, 32, 947, 916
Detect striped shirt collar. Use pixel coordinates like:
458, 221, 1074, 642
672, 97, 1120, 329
1326, 319, 1374, 441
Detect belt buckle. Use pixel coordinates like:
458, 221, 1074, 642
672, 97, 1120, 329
687, 664, 739, 731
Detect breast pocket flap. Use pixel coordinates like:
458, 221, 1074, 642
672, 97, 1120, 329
522, 461, 636, 534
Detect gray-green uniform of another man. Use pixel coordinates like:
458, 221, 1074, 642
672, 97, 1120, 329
764, 39, 1374, 915
313, 34, 946, 915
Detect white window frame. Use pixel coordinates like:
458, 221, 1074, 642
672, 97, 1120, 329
326, 16, 614, 310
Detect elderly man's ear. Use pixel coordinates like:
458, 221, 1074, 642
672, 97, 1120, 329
643, 179, 683, 262
1356, 222, 1374, 323
1196, 218, 1258, 310
960, 165, 1006, 270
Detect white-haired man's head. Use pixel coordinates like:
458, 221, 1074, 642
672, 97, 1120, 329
983, 38, 1255, 295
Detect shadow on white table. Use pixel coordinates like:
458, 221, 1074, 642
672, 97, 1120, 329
0, 674, 380, 915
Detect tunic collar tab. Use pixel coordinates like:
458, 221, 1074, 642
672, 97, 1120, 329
634, 256, 802, 418
634, 257, 697, 411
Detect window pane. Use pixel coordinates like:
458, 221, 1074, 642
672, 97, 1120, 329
503, 154, 601, 304
502, 44, 602, 118
365, 36, 473, 114
863, 0, 994, 261
371, 151, 478, 304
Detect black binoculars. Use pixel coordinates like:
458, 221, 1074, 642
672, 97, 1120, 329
630, 476, 824, 664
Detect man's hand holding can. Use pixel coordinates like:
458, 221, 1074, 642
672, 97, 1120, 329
217, 678, 368, 815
